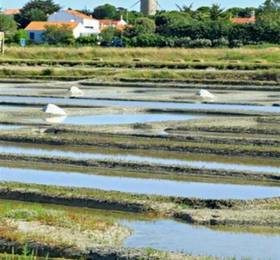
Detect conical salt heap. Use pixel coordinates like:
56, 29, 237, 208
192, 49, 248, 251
42, 104, 67, 116
70, 86, 84, 97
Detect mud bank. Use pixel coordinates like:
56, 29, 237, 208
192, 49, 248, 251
0, 238, 188, 260
0, 183, 279, 227
0, 153, 279, 185
0, 131, 278, 159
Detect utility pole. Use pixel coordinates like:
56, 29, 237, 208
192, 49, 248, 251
0, 32, 4, 55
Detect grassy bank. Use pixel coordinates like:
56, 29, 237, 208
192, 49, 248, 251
0, 200, 194, 259
0, 182, 280, 228
3, 46, 280, 64
0, 126, 279, 159
0, 67, 279, 85
0, 46, 279, 84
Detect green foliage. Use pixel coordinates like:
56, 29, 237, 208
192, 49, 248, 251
0, 14, 17, 33
5, 0, 280, 48
100, 27, 120, 46
124, 17, 156, 38
93, 4, 117, 19
76, 35, 98, 46
15, 0, 60, 28
209, 4, 226, 20
43, 25, 75, 45
13, 29, 29, 44
41, 68, 54, 75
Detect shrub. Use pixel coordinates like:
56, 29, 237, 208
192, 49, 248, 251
190, 39, 212, 48
13, 29, 30, 45
174, 37, 192, 47
76, 35, 98, 46
230, 39, 244, 48
212, 37, 229, 47
43, 25, 75, 45
41, 68, 54, 76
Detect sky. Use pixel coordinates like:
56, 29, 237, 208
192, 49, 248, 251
1, 0, 264, 11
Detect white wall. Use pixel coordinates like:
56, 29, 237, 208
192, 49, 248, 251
48, 10, 100, 34
28, 24, 82, 43
81, 18, 100, 35
73, 23, 84, 38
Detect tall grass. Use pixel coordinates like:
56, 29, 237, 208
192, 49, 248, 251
2, 46, 280, 63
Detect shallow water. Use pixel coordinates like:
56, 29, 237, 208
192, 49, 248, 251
48, 113, 199, 125
123, 219, 280, 260
0, 143, 279, 175
2, 198, 279, 259
0, 125, 21, 130
0, 167, 279, 199
1, 96, 280, 113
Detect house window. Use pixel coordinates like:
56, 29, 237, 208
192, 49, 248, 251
30, 32, 35, 40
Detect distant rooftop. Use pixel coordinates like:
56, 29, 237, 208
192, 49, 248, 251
231, 16, 256, 24
64, 9, 94, 20
2, 8, 20, 15
26, 21, 79, 31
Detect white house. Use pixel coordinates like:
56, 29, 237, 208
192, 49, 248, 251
48, 9, 100, 35
25, 21, 83, 43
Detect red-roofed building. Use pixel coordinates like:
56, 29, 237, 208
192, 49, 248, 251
230, 12, 256, 24
48, 9, 100, 35
25, 21, 83, 43
2, 8, 20, 16
99, 17, 128, 31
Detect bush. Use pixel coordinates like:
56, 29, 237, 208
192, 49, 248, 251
212, 37, 229, 47
100, 27, 120, 46
13, 29, 30, 45
190, 39, 212, 48
174, 37, 192, 47
230, 39, 244, 48
41, 68, 54, 76
43, 25, 75, 45
76, 35, 98, 46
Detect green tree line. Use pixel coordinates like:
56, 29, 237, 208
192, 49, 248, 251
0, 0, 280, 47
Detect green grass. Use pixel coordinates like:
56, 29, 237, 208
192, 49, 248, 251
0, 67, 278, 84
0, 252, 50, 259
0, 199, 129, 249
3, 46, 280, 64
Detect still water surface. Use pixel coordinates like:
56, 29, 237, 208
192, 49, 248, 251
0, 167, 279, 200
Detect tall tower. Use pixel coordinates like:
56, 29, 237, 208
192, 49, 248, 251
140, 0, 157, 16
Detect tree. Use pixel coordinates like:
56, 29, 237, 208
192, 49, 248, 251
124, 17, 155, 38
209, 4, 225, 20
134, 18, 156, 34
125, 10, 144, 24
258, 0, 280, 24
15, 0, 60, 28
93, 4, 117, 19
260, 0, 280, 11
43, 25, 74, 45
14, 29, 29, 44
176, 3, 193, 14
76, 35, 98, 46
100, 27, 120, 46
0, 14, 17, 33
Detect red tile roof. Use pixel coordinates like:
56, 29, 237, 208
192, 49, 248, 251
25, 21, 79, 31
3, 9, 20, 15
64, 9, 94, 20
231, 17, 256, 24
99, 19, 127, 31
